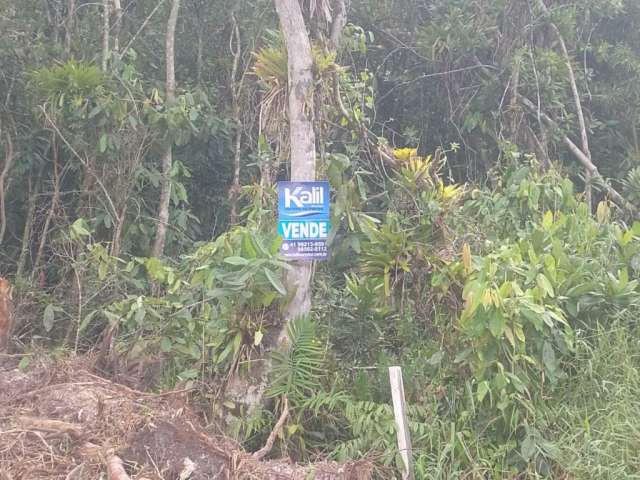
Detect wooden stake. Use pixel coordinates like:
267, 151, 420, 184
389, 366, 414, 480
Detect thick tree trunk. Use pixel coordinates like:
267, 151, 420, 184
274, 0, 317, 334
151, 0, 180, 258
225, 0, 319, 415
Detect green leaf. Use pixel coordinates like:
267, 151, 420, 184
521, 435, 537, 461
504, 326, 516, 348
536, 273, 555, 298
427, 351, 444, 366
71, 219, 91, 238
224, 256, 249, 266
254, 330, 264, 346
18, 356, 32, 370
542, 210, 553, 230
233, 332, 242, 354
43, 304, 55, 332
98, 262, 108, 280
160, 337, 172, 352
145, 257, 165, 281
263, 268, 286, 295
488, 311, 505, 338
542, 342, 557, 376
477, 380, 490, 403
99, 133, 108, 153
79, 310, 98, 332
217, 341, 234, 364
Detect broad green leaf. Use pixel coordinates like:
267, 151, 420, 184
160, 337, 172, 352
536, 273, 555, 298
71, 219, 91, 238
145, 257, 165, 281
477, 381, 490, 403
224, 256, 249, 266
233, 332, 242, 353
99, 133, 108, 153
98, 262, 108, 280
521, 435, 537, 461
504, 326, 516, 348
488, 311, 505, 338
427, 351, 444, 366
79, 310, 98, 332
542, 342, 557, 376
514, 322, 526, 343
264, 268, 286, 295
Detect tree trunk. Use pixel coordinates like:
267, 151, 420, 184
112, 0, 123, 53
274, 0, 317, 334
102, 0, 110, 71
196, 25, 204, 84
329, 0, 347, 50
225, 0, 318, 415
110, 205, 127, 257
33, 141, 62, 278
151, 0, 180, 258
0, 133, 15, 245
64, 0, 75, 56
16, 170, 40, 280
228, 13, 243, 225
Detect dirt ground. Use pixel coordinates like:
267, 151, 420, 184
0, 355, 373, 480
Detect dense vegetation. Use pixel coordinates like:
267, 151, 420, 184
2, 0, 640, 477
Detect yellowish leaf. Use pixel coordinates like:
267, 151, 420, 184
462, 243, 472, 275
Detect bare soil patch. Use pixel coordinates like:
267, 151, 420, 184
0, 355, 373, 479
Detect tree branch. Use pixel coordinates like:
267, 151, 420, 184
535, 0, 593, 206
252, 397, 289, 461
519, 95, 636, 214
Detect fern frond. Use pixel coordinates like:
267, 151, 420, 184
267, 316, 325, 402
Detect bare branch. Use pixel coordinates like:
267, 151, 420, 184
252, 397, 289, 461
519, 95, 636, 214
535, 0, 593, 207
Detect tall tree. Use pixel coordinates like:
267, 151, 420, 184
274, 0, 317, 335
151, 0, 181, 258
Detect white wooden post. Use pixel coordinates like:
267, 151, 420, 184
389, 366, 414, 480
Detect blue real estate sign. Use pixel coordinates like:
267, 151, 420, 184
277, 181, 330, 260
